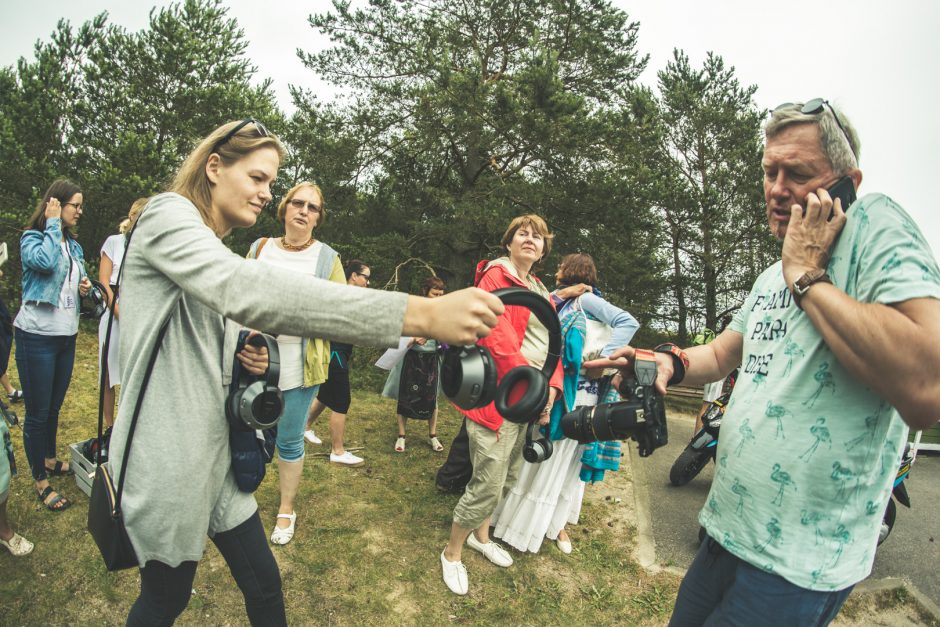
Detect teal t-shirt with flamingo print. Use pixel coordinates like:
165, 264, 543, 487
699, 193, 940, 591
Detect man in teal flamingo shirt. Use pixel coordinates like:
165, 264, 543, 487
591, 100, 940, 625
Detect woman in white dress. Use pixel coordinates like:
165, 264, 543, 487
97, 198, 147, 429
491, 253, 639, 554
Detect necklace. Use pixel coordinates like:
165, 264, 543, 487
281, 236, 315, 251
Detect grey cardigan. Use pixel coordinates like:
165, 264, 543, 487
108, 193, 408, 567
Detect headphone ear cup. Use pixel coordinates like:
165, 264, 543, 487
442, 345, 498, 410
496, 365, 548, 423
523, 422, 553, 463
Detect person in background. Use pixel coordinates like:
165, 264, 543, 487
98, 198, 148, 430
304, 259, 371, 467
108, 119, 501, 624
247, 181, 346, 544
0, 415, 32, 556
1, 267, 22, 404
691, 314, 734, 435
383, 276, 447, 453
14, 178, 92, 512
492, 253, 639, 554
440, 214, 563, 596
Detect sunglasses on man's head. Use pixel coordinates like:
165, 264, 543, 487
211, 118, 270, 154
773, 98, 856, 160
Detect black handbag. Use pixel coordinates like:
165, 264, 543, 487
87, 220, 176, 571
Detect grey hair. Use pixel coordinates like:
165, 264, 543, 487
765, 102, 860, 175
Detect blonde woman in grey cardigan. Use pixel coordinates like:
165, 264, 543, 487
109, 119, 502, 626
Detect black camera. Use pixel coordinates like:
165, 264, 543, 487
559, 350, 668, 457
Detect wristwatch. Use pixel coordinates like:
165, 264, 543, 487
791, 269, 832, 309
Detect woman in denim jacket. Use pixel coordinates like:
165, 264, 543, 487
14, 178, 92, 512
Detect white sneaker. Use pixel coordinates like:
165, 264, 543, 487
304, 429, 322, 445
329, 451, 365, 467
466, 533, 513, 567
440, 551, 468, 595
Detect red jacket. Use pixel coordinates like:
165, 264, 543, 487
459, 259, 564, 432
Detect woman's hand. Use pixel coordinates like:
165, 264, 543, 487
78, 277, 92, 297
538, 387, 557, 425
555, 283, 591, 300
113, 301, 120, 320
403, 287, 503, 346
413, 337, 428, 346
237, 332, 269, 376
45, 198, 62, 220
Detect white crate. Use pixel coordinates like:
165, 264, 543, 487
69, 441, 98, 497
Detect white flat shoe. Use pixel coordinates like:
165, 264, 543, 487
440, 550, 468, 595
555, 537, 573, 554
304, 429, 322, 445
270, 512, 296, 545
0, 533, 34, 556
466, 533, 513, 567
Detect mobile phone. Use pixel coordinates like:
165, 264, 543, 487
827, 175, 856, 218
0, 242, 7, 268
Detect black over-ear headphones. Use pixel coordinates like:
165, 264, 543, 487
226, 331, 285, 432
441, 287, 561, 461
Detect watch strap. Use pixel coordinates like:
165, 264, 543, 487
792, 270, 832, 309
654, 343, 689, 386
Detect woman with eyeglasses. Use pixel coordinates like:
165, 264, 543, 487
304, 259, 370, 466
14, 178, 93, 513
245, 181, 346, 546
107, 119, 502, 625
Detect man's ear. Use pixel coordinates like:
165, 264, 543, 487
205, 153, 222, 184
849, 168, 863, 191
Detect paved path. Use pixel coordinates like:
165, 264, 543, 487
632, 410, 940, 608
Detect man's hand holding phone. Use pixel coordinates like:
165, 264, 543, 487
781, 180, 851, 287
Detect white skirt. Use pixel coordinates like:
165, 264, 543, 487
98, 310, 121, 387
491, 437, 586, 553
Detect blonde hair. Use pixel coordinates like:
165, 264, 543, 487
500, 214, 554, 260
123, 197, 149, 233
276, 181, 326, 228
168, 120, 286, 233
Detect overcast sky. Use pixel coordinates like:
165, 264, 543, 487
4, 1, 938, 258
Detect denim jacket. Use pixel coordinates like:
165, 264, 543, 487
19, 217, 87, 306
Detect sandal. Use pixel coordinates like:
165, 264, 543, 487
429, 435, 444, 452
270, 512, 296, 545
46, 460, 73, 477
395, 436, 406, 453
0, 533, 34, 556
37, 486, 71, 512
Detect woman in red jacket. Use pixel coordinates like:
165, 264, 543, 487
440, 214, 563, 596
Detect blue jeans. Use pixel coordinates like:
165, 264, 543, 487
14, 328, 76, 482
274, 385, 318, 462
670, 535, 854, 627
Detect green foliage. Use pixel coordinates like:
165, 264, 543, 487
653, 50, 778, 341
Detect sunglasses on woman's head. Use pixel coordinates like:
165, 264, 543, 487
211, 118, 270, 154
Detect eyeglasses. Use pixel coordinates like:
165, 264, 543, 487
774, 98, 856, 161
211, 118, 270, 154
62, 202, 83, 211
288, 198, 322, 213
356, 272, 371, 282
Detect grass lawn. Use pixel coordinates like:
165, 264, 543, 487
1, 322, 683, 625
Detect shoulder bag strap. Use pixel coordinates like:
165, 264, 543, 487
95, 214, 181, 513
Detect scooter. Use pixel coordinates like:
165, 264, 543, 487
669, 393, 728, 487
878, 442, 915, 546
